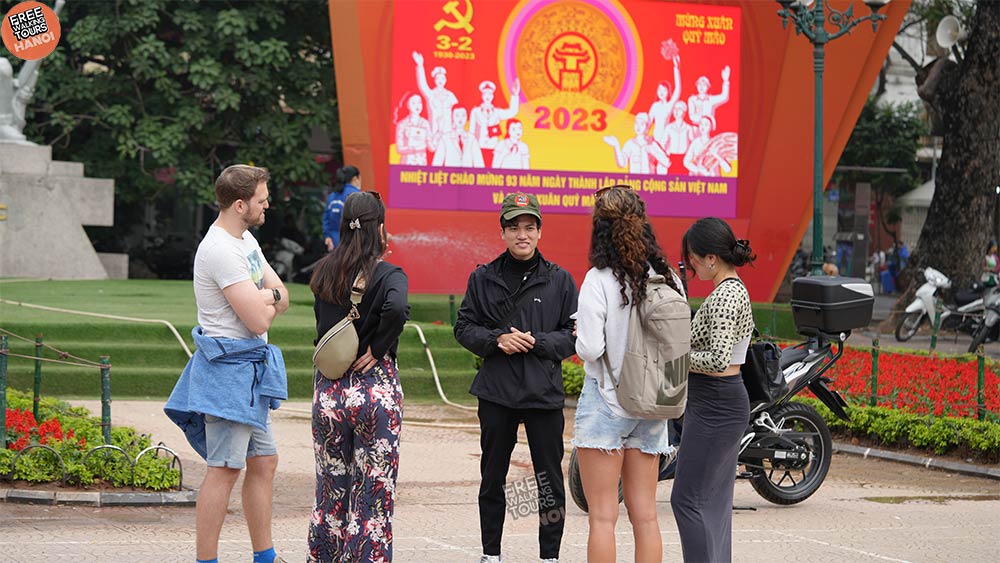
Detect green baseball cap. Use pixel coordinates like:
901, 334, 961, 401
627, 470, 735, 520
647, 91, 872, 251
500, 192, 542, 222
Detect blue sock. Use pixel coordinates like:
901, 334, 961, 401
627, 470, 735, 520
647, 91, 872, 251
253, 546, 277, 563
196, 559, 218, 563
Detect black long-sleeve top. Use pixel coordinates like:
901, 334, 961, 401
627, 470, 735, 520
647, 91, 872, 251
454, 251, 578, 409
314, 261, 410, 360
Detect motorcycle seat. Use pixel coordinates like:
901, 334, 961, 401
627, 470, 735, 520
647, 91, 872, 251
779, 346, 810, 370
955, 289, 982, 307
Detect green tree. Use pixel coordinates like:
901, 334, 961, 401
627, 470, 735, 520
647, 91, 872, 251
837, 97, 927, 238
1, 0, 337, 219
887, 0, 999, 301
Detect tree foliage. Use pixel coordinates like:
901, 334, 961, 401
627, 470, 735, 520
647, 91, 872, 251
1, 0, 338, 205
839, 97, 927, 228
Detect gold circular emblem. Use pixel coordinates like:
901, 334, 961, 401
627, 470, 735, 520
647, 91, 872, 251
515, 1, 626, 104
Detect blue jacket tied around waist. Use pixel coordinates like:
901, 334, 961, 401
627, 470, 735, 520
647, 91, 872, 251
164, 327, 288, 459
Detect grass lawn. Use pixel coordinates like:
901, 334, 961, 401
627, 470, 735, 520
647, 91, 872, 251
0, 279, 797, 403
0, 279, 476, 403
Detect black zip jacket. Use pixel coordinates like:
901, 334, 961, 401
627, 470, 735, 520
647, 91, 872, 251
454, 251, 578, 409
314, 261, 410, 360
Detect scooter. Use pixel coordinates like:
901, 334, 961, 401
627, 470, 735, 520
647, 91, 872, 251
968, 281, 1000, 353
568, 331, 852, 511
895, 267, 984, 343
567, 277, 874, 510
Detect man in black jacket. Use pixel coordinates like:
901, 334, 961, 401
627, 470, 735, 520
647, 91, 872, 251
455, 192, 578, 563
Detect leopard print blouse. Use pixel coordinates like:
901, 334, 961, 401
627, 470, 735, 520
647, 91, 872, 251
690, 277, 754, 374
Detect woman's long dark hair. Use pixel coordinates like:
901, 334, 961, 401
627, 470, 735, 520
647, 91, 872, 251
310, 192, 386, 304
681, 217, 756, 271
332, 165, 360, 194
589, 187, 678, 306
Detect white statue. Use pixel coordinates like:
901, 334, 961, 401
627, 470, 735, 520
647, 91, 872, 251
0, 0, 66, 144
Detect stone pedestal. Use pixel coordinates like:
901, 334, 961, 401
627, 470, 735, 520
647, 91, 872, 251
0, 144, 124, 279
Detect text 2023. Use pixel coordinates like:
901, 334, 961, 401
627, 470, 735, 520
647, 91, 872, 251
534, 107, 607, 132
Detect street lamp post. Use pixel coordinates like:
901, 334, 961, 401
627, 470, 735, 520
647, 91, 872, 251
776, 0, 891, 275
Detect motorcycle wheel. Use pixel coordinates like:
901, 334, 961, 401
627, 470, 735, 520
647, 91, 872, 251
968, 323, 991, 354
749, 403, 833, 505
894, 312, 924, 342
567, 447, 623, 513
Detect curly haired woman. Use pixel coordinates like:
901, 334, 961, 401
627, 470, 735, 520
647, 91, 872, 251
573, 185, 684, 562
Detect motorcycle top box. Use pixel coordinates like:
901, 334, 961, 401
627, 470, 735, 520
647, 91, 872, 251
790, 276, 874, 335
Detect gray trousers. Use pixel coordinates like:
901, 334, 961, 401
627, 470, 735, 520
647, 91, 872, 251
670, 373, 750, 562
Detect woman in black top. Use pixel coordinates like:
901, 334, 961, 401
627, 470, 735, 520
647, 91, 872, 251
307, 191, 409, 562
671, 217, 754, 562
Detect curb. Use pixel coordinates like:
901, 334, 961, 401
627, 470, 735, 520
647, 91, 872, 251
833, 441, 1000, 480
3, 445, 994, 507
0, 486, 198, 506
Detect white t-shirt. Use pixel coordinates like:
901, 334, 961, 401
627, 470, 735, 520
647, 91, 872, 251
193, 226, 266, 341
575, 266, 685, 419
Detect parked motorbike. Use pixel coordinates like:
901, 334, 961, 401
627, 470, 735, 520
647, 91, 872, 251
968, 282, 1000, 353
568, 277, 873, 510
894, 267, 989, 352
269, 237, 305, 281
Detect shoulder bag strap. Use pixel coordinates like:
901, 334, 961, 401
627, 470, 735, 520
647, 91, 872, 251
598, 301, 638, 391
346, 271, 366, 320
350, 271, 366, 305
486, 261, 546, 329
489, 281, 544, 330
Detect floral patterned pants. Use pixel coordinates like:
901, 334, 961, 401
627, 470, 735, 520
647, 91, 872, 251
308, 357, 403, 563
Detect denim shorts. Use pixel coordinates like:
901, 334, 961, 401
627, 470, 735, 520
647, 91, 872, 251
204, 413, 277, 469
572, 376, 672, 455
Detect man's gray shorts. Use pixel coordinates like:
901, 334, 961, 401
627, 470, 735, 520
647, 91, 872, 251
204, 413, 277, 469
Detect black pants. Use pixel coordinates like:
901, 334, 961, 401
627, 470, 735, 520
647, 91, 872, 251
478, 398, 565, 559
670, 373, 750, 563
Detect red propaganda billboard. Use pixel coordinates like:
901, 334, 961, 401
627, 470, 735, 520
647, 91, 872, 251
330, 0, 910, 299
388, 0, 741, 218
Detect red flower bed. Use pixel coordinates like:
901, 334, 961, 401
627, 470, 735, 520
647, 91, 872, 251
821, 347, 1000, 417
4, 408, 86, 451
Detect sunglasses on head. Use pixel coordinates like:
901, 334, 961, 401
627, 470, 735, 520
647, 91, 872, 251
594, 184, 633, 199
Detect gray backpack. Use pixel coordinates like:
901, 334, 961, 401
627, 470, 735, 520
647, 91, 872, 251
602, 274, 691, 419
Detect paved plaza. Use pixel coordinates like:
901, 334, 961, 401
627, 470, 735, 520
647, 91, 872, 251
1, 400, 998, 562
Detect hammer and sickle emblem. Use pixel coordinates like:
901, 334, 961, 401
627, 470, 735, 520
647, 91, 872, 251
434, 0, 474, 34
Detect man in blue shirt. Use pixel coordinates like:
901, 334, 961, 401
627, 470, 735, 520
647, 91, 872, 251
322, 165, 361, 251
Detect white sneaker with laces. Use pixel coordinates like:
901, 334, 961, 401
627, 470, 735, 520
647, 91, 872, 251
479, 556, 504, 563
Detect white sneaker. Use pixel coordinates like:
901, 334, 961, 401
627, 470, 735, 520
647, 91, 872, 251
479, 556, 504, 563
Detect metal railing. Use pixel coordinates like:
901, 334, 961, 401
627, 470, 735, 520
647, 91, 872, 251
0, 332, 182, 489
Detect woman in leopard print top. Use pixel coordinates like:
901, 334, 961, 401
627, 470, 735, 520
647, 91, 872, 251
671, 217, 755, 563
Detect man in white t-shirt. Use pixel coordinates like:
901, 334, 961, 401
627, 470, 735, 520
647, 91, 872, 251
191, 164, 289, 563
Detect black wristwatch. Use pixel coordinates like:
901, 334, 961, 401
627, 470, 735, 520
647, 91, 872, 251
271, 288, 281, 304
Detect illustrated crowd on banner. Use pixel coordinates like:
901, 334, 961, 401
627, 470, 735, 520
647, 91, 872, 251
395, 40, 737, 178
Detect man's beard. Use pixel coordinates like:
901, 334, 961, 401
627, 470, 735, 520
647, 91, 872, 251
242, 208, 264, 228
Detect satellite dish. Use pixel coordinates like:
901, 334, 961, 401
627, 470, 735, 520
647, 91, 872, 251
935, 15, 967, 49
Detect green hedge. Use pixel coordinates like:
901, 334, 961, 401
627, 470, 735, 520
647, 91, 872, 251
1, 389, 181, 490
795, 396, 1000, 463
562, 361, 584, 396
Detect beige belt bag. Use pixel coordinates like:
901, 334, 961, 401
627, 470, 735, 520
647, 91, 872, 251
313, 273, 365, 380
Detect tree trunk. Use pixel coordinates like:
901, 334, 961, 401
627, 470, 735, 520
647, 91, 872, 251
887, 0, 1000, 326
